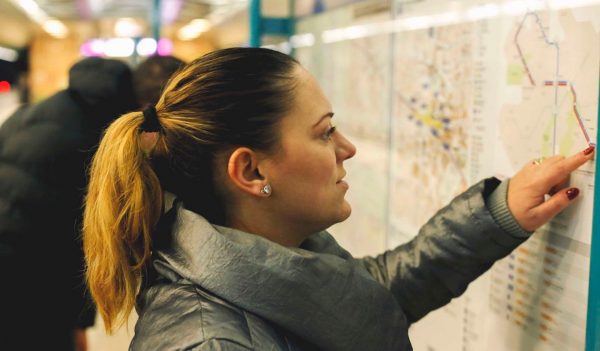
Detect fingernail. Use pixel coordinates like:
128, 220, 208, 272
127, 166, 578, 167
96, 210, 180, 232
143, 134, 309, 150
583, 145, 595, 155
566, 188, 579, 200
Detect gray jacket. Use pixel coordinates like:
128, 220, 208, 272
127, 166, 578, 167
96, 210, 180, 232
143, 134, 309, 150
131, 178, 530, 351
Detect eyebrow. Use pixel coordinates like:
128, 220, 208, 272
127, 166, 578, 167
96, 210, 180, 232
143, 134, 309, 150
313, 112, 335, 127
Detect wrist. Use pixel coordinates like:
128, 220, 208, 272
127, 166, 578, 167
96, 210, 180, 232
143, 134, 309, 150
485, 179, 533, 238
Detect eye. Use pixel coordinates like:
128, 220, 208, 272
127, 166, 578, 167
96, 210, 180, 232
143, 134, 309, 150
323, 125, 337, 140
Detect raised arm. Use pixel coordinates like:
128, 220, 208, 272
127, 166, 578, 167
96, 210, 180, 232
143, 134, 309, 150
357, 147, 594, 323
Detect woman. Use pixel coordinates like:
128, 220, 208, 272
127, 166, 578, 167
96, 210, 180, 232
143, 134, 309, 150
83, 48, 594, 351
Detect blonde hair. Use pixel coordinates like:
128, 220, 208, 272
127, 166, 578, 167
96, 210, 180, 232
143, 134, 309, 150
83, 112, 162, 331
83, 108, 214, 331
83, 48, 299, 332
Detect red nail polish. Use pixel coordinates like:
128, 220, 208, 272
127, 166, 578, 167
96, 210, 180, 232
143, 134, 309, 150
566, 188, 579, 200
583, 145, 595, 155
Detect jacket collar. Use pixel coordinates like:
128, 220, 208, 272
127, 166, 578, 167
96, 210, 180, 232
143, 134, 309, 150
152, 203, 411, 351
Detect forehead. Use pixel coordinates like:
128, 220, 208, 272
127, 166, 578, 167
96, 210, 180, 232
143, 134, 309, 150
290, 66, 332, 120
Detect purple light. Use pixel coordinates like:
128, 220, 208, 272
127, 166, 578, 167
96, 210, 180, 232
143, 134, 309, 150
157, 38, 173, 56
161, 0, 183, 24
80, 42, 94, 56
80, 39, 104, 57
81, 38, 173, 57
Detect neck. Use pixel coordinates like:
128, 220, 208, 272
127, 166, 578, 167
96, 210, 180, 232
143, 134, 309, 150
225, 202, 309, 247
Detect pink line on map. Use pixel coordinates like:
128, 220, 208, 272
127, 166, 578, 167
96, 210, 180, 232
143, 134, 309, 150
541, 81, 592, 146
516, 12, 594, 147
514, 16, 536, 86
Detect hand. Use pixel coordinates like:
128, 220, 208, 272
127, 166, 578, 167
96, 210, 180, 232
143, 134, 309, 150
73, 328, 88, 351
507, 146, 595, 231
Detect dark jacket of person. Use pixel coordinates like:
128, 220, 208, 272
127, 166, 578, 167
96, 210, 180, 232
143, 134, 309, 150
131, 178, 530, 350
0, 57, 136, 349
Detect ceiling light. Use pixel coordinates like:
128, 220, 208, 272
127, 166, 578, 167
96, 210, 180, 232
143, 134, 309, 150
177, 19, 211, 41
0, 46, 19, 62
42, 19, 68, 38
80, 39, 105, 56
157, 38, 173, 55
12, 0, 69, 38
114, 18, 143, 37
11, 0, 47, 22
136, 38, 158, 56
161, 0, 183, 24
104, 38, 135, 57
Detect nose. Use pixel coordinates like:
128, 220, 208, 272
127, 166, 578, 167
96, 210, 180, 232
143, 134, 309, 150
335, 131, 356, 161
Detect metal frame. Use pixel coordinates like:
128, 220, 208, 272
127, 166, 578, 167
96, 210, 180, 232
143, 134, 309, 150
249, 0, 295, 47
586, 76, 600, 351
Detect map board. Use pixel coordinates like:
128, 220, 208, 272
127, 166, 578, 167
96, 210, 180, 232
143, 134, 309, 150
293, 0, 600, 350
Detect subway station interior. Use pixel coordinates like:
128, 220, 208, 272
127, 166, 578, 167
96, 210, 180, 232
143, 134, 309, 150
0, 0, 599, 350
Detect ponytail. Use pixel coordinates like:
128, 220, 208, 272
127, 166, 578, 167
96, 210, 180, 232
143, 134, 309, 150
83, 111, 164, 332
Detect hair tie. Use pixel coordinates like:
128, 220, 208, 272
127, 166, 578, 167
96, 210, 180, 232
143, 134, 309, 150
141, 106, 162, 132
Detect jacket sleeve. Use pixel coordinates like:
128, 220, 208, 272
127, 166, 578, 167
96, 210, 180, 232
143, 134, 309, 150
356, 177, 530, 324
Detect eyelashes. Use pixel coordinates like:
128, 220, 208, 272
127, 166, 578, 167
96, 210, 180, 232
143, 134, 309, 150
324, 125, 337, 140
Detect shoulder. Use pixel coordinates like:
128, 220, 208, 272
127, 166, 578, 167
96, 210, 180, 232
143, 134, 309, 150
0, 91, 90, 175
0, 92, 86, 156
132, 282, 289, 351
299, 231, 354, 259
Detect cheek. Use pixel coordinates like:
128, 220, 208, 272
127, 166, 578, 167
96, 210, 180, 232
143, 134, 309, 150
285, 148, 336, 187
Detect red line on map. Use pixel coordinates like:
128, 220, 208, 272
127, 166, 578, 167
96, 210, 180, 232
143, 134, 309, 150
514, 19, 536, 86
542, 82, 593, 146
544, 80, 568, 86
518, 12, 594, 147
568, 84, 592, 145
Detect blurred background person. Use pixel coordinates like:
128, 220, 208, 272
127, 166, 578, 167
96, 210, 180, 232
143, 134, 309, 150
133, 55, 185, 110
0, 57, 136, 351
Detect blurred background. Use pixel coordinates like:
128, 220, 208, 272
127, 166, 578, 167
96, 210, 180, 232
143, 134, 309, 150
0, 0, 254, 108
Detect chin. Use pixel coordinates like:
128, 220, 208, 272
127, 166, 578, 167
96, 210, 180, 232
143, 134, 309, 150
315, 201, 352, 230
336, 201, 352, 223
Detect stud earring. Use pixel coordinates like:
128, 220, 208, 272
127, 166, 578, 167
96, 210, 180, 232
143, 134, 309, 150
260, 184, 272, 196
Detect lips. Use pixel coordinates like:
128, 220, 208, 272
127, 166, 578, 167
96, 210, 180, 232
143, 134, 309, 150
336, 172, 348, 189
336, 179, 349, 190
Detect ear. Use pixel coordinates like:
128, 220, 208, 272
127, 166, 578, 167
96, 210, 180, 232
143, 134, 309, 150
227, 147, 268, 197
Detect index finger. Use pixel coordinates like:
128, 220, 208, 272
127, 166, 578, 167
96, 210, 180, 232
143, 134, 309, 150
546, 145, 595, 185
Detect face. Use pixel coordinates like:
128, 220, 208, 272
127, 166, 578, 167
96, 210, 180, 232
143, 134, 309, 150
262, 66, 357, 234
